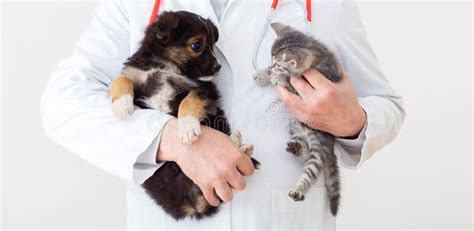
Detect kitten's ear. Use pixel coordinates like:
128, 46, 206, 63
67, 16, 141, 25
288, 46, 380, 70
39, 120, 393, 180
154, 11, 180, 41
270, 22, 289, 36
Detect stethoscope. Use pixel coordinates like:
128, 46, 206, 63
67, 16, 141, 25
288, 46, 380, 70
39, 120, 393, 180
148, 0, 313, 72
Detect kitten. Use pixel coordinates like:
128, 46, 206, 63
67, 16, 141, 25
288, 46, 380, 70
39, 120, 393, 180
254, 22, 342, 216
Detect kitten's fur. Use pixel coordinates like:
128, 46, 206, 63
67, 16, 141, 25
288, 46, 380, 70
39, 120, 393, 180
109, 11, 259, 220
254, 22, 342, 216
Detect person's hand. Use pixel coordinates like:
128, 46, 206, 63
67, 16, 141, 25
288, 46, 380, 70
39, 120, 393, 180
156, 118, 255, 207
275, 67, 366, 138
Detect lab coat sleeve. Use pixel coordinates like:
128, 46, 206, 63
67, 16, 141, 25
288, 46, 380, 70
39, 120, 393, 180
133, 134, 167, 184
40, 0, 173, 184
332, 0, 406, 169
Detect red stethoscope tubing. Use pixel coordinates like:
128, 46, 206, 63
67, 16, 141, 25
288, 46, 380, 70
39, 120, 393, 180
148, 0, 162, 25
271, 0, 312, 22
148, 0, 312, 26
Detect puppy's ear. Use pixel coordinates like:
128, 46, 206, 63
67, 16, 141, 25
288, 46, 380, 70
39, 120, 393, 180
270, 22, 291, 37
206, 19, 219, 43
155, 11, 180, 41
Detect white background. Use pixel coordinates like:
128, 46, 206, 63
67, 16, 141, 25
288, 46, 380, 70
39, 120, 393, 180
1, 0, 472, 230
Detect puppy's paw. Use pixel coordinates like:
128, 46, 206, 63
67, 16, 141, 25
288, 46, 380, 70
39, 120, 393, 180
254, 71, 270, 86
289, 190, 305, 201
240, 144, 254, 157
177, 116, 201, 144
230, 132, 242, 146
112, 95, 134, 120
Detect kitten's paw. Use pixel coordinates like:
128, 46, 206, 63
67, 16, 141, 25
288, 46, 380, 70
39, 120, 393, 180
289, 190, 305, 201
177, 116, 201, 144
254, 71, 270, 86
230, 132, 242, 146
270, 75, 288, 87
240, 144, 254, 157
270, 76, 279, 85
286, 141, 302, 156
112, 95, 134, 120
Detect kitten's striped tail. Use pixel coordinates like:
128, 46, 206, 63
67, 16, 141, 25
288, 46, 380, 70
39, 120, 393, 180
324, 153, 341, 216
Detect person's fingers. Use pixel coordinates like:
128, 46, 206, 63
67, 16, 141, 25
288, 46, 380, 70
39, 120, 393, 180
201, 184, 220, 207
215, 182, 233, 203
289, 77, 313, 101
275, 85, 322, 129
303, 68, 332, 89
236, 153, 255, 176
227, 170, 246, 191
275, 85, 306, 113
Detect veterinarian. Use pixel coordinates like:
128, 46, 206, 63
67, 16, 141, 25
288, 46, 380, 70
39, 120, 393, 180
41, 0, 405, 229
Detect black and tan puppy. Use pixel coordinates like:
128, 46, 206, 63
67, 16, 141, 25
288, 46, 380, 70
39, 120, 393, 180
109, 11, 259, 220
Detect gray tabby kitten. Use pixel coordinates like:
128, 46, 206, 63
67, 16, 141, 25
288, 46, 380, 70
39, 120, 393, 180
254, 22, 342, 216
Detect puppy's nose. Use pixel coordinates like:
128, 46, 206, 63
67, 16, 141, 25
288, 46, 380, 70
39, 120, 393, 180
213, 63, 221, 73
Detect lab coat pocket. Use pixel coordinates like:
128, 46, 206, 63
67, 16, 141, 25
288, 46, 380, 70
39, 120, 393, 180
272, 187, 335, 231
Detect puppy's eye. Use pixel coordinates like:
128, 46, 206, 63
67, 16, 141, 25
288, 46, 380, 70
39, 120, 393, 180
191, 43, 201, 52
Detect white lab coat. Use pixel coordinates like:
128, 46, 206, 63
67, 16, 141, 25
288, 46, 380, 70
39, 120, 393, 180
41, 0, 405, 230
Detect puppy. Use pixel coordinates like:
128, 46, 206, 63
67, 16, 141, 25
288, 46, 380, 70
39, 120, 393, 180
109, 11, 259, 220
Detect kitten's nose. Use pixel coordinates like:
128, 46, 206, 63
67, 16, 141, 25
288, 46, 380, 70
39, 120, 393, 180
213, 63, 221, 73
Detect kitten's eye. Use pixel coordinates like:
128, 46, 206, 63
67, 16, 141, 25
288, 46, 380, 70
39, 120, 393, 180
191, 43, 201, 52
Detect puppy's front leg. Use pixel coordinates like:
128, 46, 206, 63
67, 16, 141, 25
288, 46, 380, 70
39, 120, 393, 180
110, 76, 135, 120
177, 91, 206, 144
